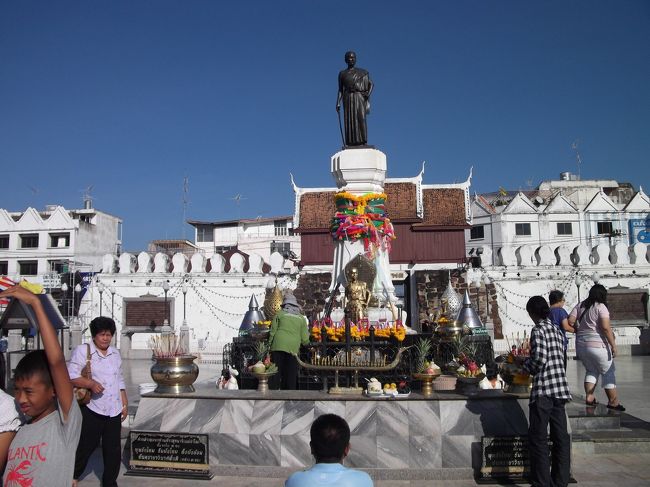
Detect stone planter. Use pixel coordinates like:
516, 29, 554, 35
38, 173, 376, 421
150, 355, 199, 394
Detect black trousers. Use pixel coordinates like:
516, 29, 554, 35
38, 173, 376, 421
74, 405, 122, 487
271, 351, 299, 390
528, 396, 571, 487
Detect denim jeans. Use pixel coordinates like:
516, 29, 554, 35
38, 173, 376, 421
528, 396, 571, 487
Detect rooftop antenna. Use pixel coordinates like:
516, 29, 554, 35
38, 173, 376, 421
229, 194, 247, 244
571, 139, 582, 180
81, 185, 94, 209
182, 176, 189, 240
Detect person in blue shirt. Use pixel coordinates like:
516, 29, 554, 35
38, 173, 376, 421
285, 414, 373, 487
548, 290, 575, 368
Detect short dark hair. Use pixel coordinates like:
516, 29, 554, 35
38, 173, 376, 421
310, 414, 350, 463
89, 316, 116, 337
14, 350, 53, 388
549, 290, 564, 305
526, 296, 551, 321
485, 362, 499, 380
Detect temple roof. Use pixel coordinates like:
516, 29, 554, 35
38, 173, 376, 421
293, 174, 471, 231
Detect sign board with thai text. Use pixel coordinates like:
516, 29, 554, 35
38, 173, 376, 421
126, 431, 212, 479
479, 436, 532, 482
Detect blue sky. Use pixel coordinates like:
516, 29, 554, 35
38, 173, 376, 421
1, 1, 649, 251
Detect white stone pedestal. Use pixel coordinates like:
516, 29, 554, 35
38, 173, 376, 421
329, 148, 395, 304
331, 148, 387, 194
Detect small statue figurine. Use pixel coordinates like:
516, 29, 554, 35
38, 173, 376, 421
217, 366, 239, 390
344, 267, 371, 323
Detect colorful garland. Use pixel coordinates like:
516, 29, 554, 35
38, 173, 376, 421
330, 192, 396, 253
310, 319, 405, 342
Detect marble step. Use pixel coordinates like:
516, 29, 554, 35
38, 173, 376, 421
567, 402, 621, 431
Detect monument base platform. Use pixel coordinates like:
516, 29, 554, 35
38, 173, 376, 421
131, 385, 537, 480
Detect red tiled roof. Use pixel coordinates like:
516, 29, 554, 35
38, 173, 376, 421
296, 185, 467, 231
420, 188, 467, 226
297, 191, 336, 230
385, 183, 418, 220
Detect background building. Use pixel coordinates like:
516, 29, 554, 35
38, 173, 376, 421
467, 172, 650, 266
0, 203, 122, 287
188, 215, 299, 265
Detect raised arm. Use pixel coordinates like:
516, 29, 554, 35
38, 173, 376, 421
0, 286, 74, 417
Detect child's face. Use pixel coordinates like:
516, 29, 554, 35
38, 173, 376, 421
14, 374, 56, 422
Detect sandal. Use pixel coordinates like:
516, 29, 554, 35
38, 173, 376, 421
585, 398, 598, 406
607, 403, 626, 412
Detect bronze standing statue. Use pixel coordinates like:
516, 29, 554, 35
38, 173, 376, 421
336, 51, 373, 147
344, 267, 371, 323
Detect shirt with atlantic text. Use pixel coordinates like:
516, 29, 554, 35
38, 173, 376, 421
3, 399, 81, 487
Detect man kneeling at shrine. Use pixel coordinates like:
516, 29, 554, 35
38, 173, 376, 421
285, 414, 373, 487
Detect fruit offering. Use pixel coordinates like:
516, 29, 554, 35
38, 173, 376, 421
421, 360, 441, 375
397, 379, 411, 394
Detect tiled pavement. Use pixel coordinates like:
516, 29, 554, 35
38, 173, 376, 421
74, 355, 650, 486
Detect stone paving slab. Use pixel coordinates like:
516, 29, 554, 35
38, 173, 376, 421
74, 355, 650, 486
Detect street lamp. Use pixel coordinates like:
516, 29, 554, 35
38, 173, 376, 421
162, 280, 170, 324
181, 281, 188, 322
110, 286, 115, 320
180, 280, 190, 352
97, 281, 105, 317
575, 274, 583, 303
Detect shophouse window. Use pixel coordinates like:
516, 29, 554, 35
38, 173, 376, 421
0, 235, 9, 249
49, 232, 70, 248
196, 225, 214, 243
0, 261, 8, 275
19, 234, 39, 248
274, 220, 288, 236
48, 260, 67, 274
215, 245, 236, 253
18, 260, 38, 275
556, 223, 572, 235
470, 225, 485, 240
515, 223, 531, 236
271, 241, 290, 255
597, 221, 613, 235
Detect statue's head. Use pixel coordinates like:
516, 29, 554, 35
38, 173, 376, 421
350, 267, 358, 281
344, 51, 356, 67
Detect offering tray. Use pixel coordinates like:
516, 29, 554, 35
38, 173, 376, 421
412, 371, 441, 397
295, 347, 409, 394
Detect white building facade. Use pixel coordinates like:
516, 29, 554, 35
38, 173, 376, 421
188, 216, 300, 264
466, 174, 649, 266
0, 205, 122, 286
464, 174, 650, 353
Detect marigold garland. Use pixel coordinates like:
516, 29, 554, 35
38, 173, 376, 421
330, 191, 396, 253
310, 319, 405, 342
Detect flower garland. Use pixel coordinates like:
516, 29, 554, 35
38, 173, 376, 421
330, 192, 396, 253
310, 319, 405, 342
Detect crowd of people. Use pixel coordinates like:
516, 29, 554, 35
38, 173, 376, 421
0, 282, 625, 487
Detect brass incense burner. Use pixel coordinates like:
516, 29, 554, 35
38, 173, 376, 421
295, 347, 409, 394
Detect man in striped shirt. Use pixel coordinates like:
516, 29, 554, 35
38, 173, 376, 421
523, 296, 572, 487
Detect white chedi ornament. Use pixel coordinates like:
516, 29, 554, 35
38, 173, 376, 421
441, 280, 462, 318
